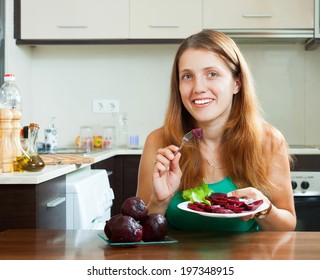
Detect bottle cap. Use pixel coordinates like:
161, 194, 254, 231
22, 126, 29, 138
4, 73, 15, 81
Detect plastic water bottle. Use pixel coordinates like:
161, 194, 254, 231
0, 73, 22, 110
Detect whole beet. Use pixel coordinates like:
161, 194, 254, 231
141, 213, 168, 242
105, 215, 143, 243
121, 196, 148, 221
104, 214, 122, 239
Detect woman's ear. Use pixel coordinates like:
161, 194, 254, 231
233, 78, 241, 94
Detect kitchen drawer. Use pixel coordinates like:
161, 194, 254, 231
130, 0, 202, 39
203, 0, 314, 30
38, 176, 66, 229
18, 0, 129, 39
0, 175, 66, 231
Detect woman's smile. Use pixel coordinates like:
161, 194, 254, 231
193, 98, 214, 106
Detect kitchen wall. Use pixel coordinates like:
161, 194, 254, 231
4, 1, 320, 147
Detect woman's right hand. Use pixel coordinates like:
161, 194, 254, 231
152, 145, 182, 202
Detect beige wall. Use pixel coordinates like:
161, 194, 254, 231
5, 1, 320, 146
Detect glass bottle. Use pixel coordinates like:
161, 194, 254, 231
116, 113, 128, 147
17, 123, 45, 172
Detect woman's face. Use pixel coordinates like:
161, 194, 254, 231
178, 48, 240, 126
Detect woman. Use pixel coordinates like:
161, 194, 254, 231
136, 30, 296, 232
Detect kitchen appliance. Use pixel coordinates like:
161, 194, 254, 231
66, 167, 114, 230
290, 149, 320, 231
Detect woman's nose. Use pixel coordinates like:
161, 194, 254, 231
193, 77, 207, 94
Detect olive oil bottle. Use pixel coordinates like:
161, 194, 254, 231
17, 123, 45, 172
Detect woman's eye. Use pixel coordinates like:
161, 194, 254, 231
181, 74, 192, 80
208, 72, 217, 78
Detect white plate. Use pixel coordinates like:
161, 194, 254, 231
177, 201, 269, 218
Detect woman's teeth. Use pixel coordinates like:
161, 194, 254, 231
194, 99, 212, 105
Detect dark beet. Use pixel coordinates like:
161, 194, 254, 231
141, 213, 168, 242
121, 196, 148, 221
187, 193, 264, 214
105, 215, 143, 243
192, 128, 203, 140
104, 214, 122, 239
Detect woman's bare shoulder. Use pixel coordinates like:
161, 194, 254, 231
264, 124, 287, 152
144, 127, 165, 151
146, 127, 164, 141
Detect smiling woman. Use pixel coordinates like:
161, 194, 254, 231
178, 48, 240, 126
136, 30, 296, 232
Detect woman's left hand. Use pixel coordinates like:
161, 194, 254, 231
227, 187, 271, 221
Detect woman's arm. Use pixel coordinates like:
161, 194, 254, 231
229, 132, 296, 231
255, 135, 296, 231
136, 129, 162, 205
136, 128, 182, 215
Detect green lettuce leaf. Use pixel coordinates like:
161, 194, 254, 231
182, 179, 213, 205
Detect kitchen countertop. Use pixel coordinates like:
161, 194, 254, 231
0, 148, 143, 184
289, 146, 320, 155
0, 146, 319, 185
0, 229, 319, 260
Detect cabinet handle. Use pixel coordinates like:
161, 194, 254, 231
47, 197, 66, 208
242, 14, 272, 18
57, 25, 88, 29
149, 24, 179, 28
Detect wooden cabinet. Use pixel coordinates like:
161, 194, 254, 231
130, 0, 202, 39
0, 175, 66, 232
17, 0, 129, 39
92, 155, 141, 216
203, 0, 314, 30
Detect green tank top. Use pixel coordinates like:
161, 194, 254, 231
165, 177, 258, 232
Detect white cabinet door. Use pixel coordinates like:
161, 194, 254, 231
20, 0, 129, 39
203, 0, 314, 29
130, 0, 202, 39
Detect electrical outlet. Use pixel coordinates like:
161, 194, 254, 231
92, 99, 120, 113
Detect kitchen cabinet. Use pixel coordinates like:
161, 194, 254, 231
16, 0, 129, 40
0, 175, 66, 232
203, 0, 314, 30
130, 0, 202, 39
92, 155, 141, 216
14, 0, 315, 45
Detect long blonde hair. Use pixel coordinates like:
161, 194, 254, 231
162, 30, 290, 194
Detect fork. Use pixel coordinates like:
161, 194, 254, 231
173, 130, 194, 155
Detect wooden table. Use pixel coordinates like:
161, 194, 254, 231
0, 229, 319, 260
